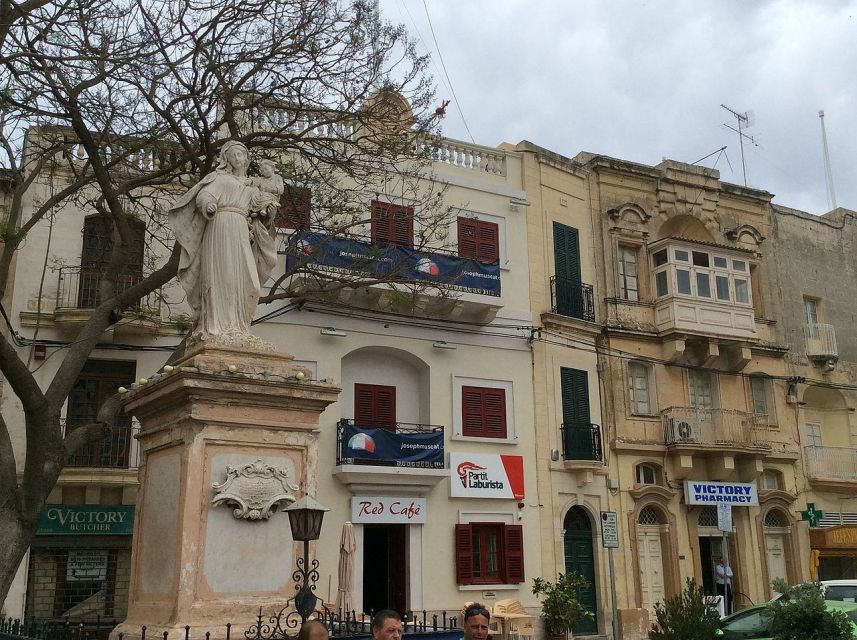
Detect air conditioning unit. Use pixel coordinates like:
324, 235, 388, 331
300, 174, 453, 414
670, 417, 700, 443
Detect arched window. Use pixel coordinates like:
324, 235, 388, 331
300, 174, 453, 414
635, 463, 660, 486
639, 506, 661, 525
764, 510, 786, 528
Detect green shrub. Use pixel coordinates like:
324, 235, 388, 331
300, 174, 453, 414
767, 582, 853, 640
532, 572, 592, 635
649, 578, 719, 640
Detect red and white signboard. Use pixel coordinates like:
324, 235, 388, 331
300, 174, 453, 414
449, 453, 525, 500
350, 496, 427, 524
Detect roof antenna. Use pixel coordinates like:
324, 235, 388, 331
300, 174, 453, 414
720, 104, 756, 187
819, 110, 837, 211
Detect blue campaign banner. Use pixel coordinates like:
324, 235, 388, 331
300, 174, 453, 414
343, 424, 444, 466
283, 232, 500, 296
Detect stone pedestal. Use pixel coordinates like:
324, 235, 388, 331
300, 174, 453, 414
112, 344, 340, 640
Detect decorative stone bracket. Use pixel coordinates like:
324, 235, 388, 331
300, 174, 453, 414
212, 459, 297, 520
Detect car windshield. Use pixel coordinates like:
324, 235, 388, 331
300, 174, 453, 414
826, 585, 857, 602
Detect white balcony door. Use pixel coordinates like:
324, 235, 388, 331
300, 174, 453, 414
637, 527, 665, 616
765, 533, 788, 597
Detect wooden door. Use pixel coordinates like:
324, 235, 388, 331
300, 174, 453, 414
564, 507, 598, 635
637, 527, 665, 617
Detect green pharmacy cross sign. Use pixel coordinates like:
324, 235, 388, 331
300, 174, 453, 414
801, 502, 824, 528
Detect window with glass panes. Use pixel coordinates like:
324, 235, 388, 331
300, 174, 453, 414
650, 243, 752, 306
618, 245, 639, 301
454, 523, 524, 585
805, 422, 822, 446
688, 369, 714, 409
750, 376, 771, 419
627, 362, 651, 415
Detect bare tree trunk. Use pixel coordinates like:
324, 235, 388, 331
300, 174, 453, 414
0, 509, 36, 617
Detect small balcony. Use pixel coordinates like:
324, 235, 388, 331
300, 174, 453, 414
561, 422, 603, 462
661, 406, 770, 452
805, 445, 857, 490
805, 323, 838, 361
282, 232, 502, 323
333, 419, 447, 494
550, 276, 595, 322
65, 420, 139, 469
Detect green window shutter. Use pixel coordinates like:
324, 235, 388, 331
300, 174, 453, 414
553, 222, 581, 283
560, 367, 590, 425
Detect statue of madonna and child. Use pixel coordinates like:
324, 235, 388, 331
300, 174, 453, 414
169, 140, 285, 349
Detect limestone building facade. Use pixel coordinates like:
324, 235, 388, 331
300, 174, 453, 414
580, 154, 803, 627
1, 128, 541, 622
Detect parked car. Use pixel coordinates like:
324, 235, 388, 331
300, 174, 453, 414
770, 580, 857, 602
715, 599, 857, 639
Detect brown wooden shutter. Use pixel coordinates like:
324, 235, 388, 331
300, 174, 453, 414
461, 386, 507, 438
504, 524, 524, 583
276, 186, 311, 230
374, 386, 396, 429
458, 218, 498, 262
477, 221, 499, 263
457, 218, 478, 258
353, 383, 396, 430
354, 384, 375, 425
462, 386, 484, 436
454, 523, 474, 585
371, 200, 413, 248
483, 388, 506, 436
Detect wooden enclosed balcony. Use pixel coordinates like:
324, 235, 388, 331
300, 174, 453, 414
805, 445, 857, 490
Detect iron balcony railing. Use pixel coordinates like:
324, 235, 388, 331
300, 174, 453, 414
550, 276, 595, 322
805, 445, 857, 483
804, 323, 838, 359
336, 418, 445, 469
55, 266, 162, 313
64, 419, 140, 469
560, 422, 603, 462
662, 406, 770, 449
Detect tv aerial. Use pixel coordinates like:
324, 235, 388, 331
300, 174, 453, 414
720, 104, 758, 186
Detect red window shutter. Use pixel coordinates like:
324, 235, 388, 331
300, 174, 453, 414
477, 221, 499, 263
503, 524, 524, 583
354, 384, 375, 425
457, 218, 478, 259
483, 388, 506, 436
454, 524, 474, 585
353, 383, 396, 429
461, 386, 507, 438
374, 386, 396, 429
371, 200, 413, 248
458, 218, 498, 263
276, 186, 311, 230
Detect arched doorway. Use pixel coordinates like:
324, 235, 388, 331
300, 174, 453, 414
636, 505, 667, 616
764, 509, 790, 597
564, 506, 598, 635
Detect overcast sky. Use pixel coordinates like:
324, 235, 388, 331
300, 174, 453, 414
381, 0, 857, 215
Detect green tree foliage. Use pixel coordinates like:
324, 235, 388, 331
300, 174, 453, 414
767, 582, 853, 640
532, 572, 592, 635
649, 578, 720, 640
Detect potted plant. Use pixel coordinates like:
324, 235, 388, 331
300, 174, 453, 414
532, 572, 592, 639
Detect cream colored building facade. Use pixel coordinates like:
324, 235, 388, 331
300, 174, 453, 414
768, 205, 857, 580
511, 142, 610, 637
1, 131, 541, 621
578, 154, 807, 629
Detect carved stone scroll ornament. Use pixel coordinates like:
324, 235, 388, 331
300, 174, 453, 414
211, 459, 297, 520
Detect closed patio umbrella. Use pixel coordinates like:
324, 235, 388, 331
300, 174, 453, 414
336, 521, 357, 614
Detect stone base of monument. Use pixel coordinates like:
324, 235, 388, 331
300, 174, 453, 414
110, 344, 340, 640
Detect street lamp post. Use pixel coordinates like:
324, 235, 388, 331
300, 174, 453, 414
284, 496, 330, 625
244, 495, 331, 640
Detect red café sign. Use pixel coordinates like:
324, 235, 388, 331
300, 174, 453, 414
350, 496, 427, 524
